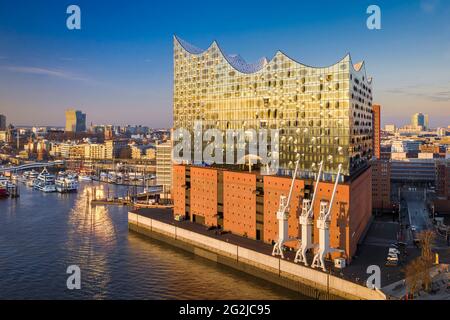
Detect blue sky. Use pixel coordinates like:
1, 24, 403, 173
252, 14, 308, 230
0, 0, 449, 128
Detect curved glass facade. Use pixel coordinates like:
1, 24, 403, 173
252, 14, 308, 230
173, 36, 373, 180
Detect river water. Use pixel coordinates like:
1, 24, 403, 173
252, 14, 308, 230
0, 181, 301, 299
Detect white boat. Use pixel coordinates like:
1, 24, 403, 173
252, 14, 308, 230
78, 175, 92, 182
56, 174, 78, 193
0, 175, 16, 190
24, 170, 39, 187
33, 168, 56, 192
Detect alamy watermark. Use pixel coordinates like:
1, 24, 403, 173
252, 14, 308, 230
172, 121, 280, 174
366, 265, 381, 289
367, 5, 381, 30
66, 265, 81, 290
66, 5, 81, 30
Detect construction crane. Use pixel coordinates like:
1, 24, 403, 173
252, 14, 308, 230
311, 164, 343, 272
294, 161, 323, 266
272, 158, 300, 259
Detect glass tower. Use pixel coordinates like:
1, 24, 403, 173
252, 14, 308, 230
173, 36, 373, 180
65, 109, 86, 133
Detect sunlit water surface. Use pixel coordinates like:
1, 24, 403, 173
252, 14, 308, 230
0, 182, 302, 299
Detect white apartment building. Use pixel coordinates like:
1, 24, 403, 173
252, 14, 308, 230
156, 141, 172, 193
85, 143, 106, 160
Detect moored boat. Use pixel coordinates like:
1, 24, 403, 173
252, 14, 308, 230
55, 174, 78, 193
0, 186, 8, 198
33, 168, 56, 192
24, 170, 39, 187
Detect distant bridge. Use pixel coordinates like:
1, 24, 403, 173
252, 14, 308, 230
0, 160, 65, 173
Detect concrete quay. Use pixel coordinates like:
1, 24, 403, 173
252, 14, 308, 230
128, 208, 386, 300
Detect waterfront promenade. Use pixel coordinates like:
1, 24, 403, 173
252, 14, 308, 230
129, 208, 387, 300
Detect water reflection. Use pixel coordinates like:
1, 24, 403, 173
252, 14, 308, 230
65, 184, 119, 299
0, 182, 302, 299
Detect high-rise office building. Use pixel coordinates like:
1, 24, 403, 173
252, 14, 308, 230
172, 37, 374, 262
411, 112, 428, 130
65, 109, 86, 133
173, 36, 373, 180
0, 114, 6, 131
372, 104, 381, 159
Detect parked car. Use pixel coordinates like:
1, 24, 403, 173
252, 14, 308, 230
385, 260, 398, 267
387, 254, 398, 262
389, 248, 401, 255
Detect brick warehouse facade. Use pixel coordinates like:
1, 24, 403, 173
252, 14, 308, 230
371, 159, 392, 211
173, 164, 372, 262
372, 104, 381, 159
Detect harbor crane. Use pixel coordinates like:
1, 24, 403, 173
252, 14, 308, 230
311, 163, 344, 272
294, 161, 323, 266
272, 158, 300, 259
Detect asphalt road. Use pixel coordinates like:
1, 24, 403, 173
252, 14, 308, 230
402, 188, 431, 233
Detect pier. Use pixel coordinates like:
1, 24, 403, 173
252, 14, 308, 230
128, 208, 387, 300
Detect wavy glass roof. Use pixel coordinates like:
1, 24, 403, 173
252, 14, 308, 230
174, 35, 370, 82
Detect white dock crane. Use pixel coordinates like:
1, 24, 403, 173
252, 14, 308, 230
311, 164, 343, 272
272, 158, 300, 259
294, 161, 323, 266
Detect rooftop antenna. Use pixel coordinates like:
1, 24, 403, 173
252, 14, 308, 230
311, 164, 344, 272
294, 160, 323, 266
272, 158, 300, 259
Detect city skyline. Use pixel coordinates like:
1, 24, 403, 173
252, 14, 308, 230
0, 0, 449, 128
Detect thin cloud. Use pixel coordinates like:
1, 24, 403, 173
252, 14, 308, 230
384, 82, 450, 102
1, 65, 98, 84
59, 57, 87, 62
430, 90, 450, 102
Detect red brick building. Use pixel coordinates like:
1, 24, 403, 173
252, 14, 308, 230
372, 104, 381, 159
436, 160, 450, 200
173, 164, 372, 262
371, 160, 392, 211
434, 160, 450, 214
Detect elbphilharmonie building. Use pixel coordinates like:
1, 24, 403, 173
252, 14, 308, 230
173, 36, 373, 180
172, 37, 374, 260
